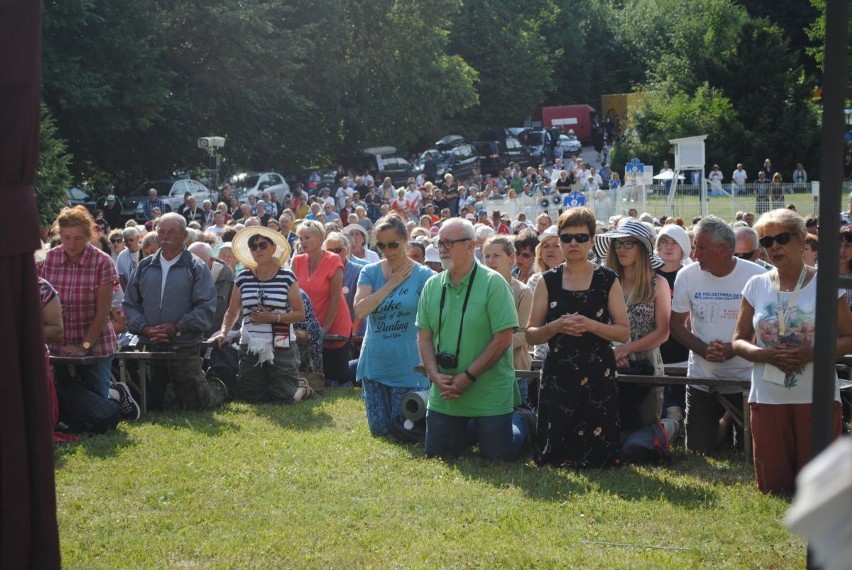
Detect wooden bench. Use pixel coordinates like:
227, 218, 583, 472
416, 364, 753, 463
50, 351, 176, 415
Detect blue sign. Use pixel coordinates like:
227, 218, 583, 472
627, 158, 645, 174
563, 190, 586, 209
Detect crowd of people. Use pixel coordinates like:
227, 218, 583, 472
38, 156, 852, 496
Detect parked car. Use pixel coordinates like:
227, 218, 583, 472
413, 143, 480, 182
477, 129, 532, 168
65, 187, 97, 213
231, 172, 289, 202
558, 133, 583, 157
133, 178, 215, 222
340, 146, 414, 187
434, 134, 465, 151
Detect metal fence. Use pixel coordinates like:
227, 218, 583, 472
488, 181, 851, 225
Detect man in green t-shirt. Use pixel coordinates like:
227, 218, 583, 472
416, 218, 520, 460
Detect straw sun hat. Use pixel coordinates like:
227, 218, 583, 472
231, 226, 291, 269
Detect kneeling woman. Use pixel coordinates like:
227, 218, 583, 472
354, 215, 434, 435
217, 227, 306, 404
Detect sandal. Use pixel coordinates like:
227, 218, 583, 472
293, 378, 316, 402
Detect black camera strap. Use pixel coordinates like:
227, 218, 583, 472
437, 263, 477, 358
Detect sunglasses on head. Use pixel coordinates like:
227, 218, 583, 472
248, 240, 271, 251
758, 232, 793, 248
558, 233, 591, 244
376, 241, 401, 250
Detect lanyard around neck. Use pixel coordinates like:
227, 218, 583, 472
437, 264, 478, 357
774, 264, 807, 336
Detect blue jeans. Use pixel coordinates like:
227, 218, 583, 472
361, 379, 423, 436
425, 410, 522, 461
53, 356, 114, 398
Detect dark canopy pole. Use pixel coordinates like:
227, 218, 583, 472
0, 0, 62, 568
812, 0, 849, 459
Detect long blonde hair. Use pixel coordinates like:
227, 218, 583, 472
604, 246, 656, 307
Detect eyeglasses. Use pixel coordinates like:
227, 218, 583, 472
734, 250, 758, 260
437, 237, 471, 250
110, 238, 124, 244
248, 241, 270, 251
758, 232, 793, 248
327, 247, 344, 254
559, 233, 591, 244
376, 241, 401, 251
612, 240, 639, 249
842, 232, 852, 244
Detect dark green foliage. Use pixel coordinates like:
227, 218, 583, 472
36, 104, 73, 229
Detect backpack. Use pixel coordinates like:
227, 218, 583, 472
621, 419, 672, 465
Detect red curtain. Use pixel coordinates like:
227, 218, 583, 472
0, 0, 62, 567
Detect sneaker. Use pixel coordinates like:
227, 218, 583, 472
112, 381, 141, 421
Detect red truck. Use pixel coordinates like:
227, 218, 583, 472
534, 104, 601, 144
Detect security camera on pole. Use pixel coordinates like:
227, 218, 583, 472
198, 136, 225, 191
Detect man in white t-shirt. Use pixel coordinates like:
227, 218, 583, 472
115, 227, 141, 290
731, 163, 748, 195
335, 177, 353, 211
670, 215, 767, 452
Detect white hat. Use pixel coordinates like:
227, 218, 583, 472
107, 194, 116, 201
656, 224, 692, 263
342, 223, 368, 241
424, 244, 441, 263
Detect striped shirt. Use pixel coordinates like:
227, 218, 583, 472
235, 267, 297, 327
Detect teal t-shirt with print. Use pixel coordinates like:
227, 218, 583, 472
416, 262, 519, 417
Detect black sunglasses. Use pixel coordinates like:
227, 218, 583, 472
376, 241, 401, 250
758, 232, 793, 248
110, 238, 123, 244
559, 233, 591, 244
327, 247, 343, 254
734, 250, 758, 260
248, 241, 270, 251
842, 231, 852, 244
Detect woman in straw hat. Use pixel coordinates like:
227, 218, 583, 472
216, 226, 309, 404
595, 218, 671, 434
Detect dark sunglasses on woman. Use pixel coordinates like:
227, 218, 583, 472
559, 233, 591, 244
758, 232, 793, 248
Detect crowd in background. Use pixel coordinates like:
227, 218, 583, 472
38, 152, 852, 495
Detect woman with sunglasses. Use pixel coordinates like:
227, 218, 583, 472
353, 215, 434, 436
733, 210, 852, 494
526, 207, 630, 468
217, 226, 308, 403
596, 218, 671, 436
293, 220, 353, 386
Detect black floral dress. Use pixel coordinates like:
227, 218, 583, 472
535, 265, 621, 468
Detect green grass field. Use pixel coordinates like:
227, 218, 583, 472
611, 190, 832, 223
55, 391, 805, 569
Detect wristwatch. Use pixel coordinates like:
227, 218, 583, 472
82, 341, 92, 351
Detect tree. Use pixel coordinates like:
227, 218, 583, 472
37, 104, 73, 228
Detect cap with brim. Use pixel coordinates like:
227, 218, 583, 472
342, 223, 368, 240
107, 194, 116, 201
424, 244, 441, 263
232, 226, 291, 269
594, 218, 663, 269
211, 242, 232, 260
500, 213, 511, 221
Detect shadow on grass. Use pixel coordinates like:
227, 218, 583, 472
54, 428, 134, 468
142, 409, 243, 437
248, 388, 357, 431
